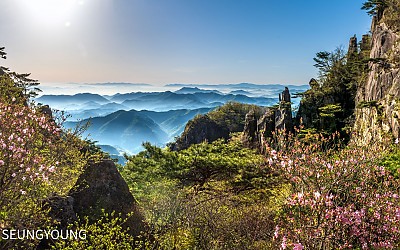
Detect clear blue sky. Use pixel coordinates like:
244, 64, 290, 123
0, 0, 371, 86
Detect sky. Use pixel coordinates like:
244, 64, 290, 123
0, 0, 372, 87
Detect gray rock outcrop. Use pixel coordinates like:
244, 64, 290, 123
242, 110, 258, 148
44, 160, 146, 237
353, 9, 400, 144
69, 159, 146, 236
242, 88, 293, 151
275, 87, 293, 131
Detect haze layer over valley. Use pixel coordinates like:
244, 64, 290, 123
36, 83, 308, 158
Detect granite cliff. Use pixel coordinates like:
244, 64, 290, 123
353, 1, 400, 144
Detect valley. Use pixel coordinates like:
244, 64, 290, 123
36, 84, 308, 158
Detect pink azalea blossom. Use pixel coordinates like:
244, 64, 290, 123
293, 243, 304, 250
48, 166, 56, 173
281, 236, 287, 249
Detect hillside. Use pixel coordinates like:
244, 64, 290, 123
65, 110, 169, 153
0, 58, 146, 249
171, 102, 265, 150
65, 108, 211, 154
36, 93, 109, 110
140, 108, 212, 137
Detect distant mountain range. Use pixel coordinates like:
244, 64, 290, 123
64, 108, 212, 154
37, 84, 309, 159
166, 83, 308, 90
174, 87, 223, 94
36, 88, 279, 118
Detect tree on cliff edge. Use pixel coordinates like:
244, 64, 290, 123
362, 0, 388, 17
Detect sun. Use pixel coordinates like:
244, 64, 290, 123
17, 0, 84, 28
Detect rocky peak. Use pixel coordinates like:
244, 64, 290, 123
242, 88, 293, 151
275, 87, 293, 131
39, 160, 146, 249
279, 87, 291, 102
242, 110, 258, 148
348, 35, 358, 59
70, 160, 145, 235
360, 34, 372, 59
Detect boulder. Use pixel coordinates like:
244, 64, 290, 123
69, 159, 146, 236
45, 195, 77, 229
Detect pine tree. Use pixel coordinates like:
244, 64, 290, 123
0, 47, 41, 99
362, 0, 387, 17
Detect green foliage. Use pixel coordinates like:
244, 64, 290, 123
121, 138, 283, 249
362, 0, 400, 30
298, 41, 371, 140
319, 104, 343, 118
362, 0, 388, 16
313, 49, 345, 80
380, 144, 400, 177
357, 100, 379, 108
51, 211, 135, 250
0, 47, 41, 100
8, 71, 42, 99
0, 47, 112, 249
207, 102, 265, 132
0, 47, 6, 59
0, 75, 26, 105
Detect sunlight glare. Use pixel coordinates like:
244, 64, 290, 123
19, 0, 82, 28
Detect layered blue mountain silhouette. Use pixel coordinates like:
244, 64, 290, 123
36, 84, 308, 158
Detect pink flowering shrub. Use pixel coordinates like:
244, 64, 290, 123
269, 135, 400, 249
0, 76, 95, 248
0, 102, 61, 203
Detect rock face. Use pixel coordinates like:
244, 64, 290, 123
69, 160, 146, 236
171, 115, 230, 151
275, 87, 293, 131
45, 160, 146, 237
39, 160, 146, 249
45, 196, 77, 229
353, 9, 400, 144
242, 110, 258, 148
242, 88, 293, 151
348, 35, 359, 59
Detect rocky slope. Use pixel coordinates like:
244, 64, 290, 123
353, 3, 400, 144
